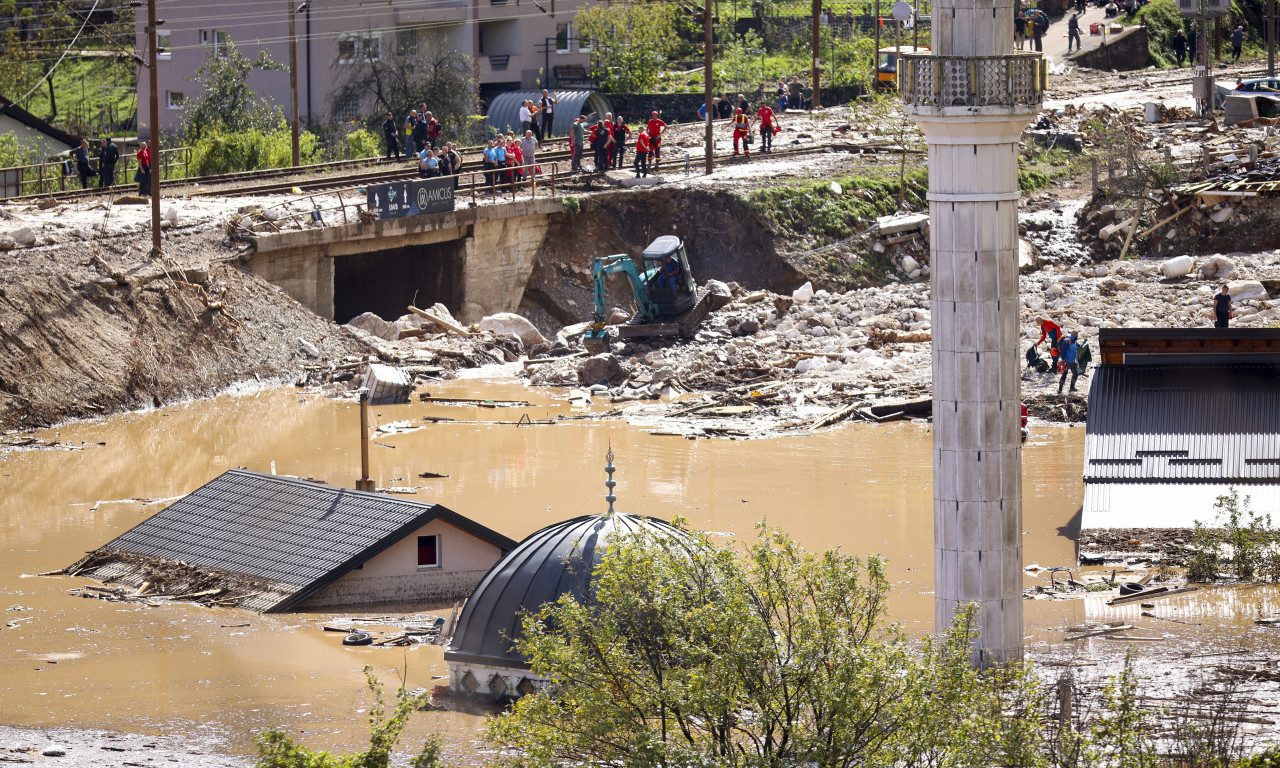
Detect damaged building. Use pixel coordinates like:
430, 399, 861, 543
1082, 328, 1280, 530
69, 469, 516, 611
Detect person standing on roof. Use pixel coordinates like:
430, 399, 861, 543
730, 107, 752, 155
1213, 284, 1233, 328
756, 101, 777, 153
1036, 316, 1063, 369
1057, 333, 1080, 394
646, 111, 666, 168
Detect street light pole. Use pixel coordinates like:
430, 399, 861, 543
289, 1, 300, 167
147, 0, 161, 257
704, 0, 714, 174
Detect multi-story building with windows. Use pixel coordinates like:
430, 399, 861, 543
136, 0, 593, 139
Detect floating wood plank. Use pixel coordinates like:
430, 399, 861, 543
1106, 585, 1199, 606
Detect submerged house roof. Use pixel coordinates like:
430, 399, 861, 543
71, 469, 517, 612
1082, 355, 1280, 529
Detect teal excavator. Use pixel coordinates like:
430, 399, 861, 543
583, 236, 713, 354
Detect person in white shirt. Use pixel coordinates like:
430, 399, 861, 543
519, 101, 533, 137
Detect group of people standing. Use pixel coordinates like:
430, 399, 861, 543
1014, 8, 1050, 52
382, 104, 443, 160
1034, 316, 1090, 395
568, 111, 666, 179
67, 136, 151, 196
480, 130, 541, 192
519, 90, 559, 141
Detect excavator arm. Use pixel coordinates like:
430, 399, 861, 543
585, 255, 660, 353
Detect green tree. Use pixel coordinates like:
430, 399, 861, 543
254, 666, 443, 768
577, 0, 682, 92
182, 43, 287, 141
486, 523, 1047, 768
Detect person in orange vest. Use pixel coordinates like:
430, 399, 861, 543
730, 108, 752, 155
634, 129, 651, 178
646, 111, 666, 168
755, 102, 778, 152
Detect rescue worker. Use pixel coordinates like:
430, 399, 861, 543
646, 111, 666, 168
1035, 315, 1063, 370
1058, 333, 1079, 394
731, 108, 752, 155
756, 101, 777, 152
634, 128, 651, 178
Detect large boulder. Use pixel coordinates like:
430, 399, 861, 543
345, 311, 398, 341
792, 281, 814, 304
1199, 255, 1236, 280
577, 353, 624, 386
9, 227, 36, 245
1160, 255, 1195, 279
478, 312, 546, 347
1227, 280, 1269, 302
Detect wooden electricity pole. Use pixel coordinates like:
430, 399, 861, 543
147, 0, 161, 257
704, 0, 714, 174
289, 1, 301, 167
811, 0, 821, 107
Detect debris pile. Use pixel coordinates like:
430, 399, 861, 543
64, 549, 277, 609
867, 212, 930, 280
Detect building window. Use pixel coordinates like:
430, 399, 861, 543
213, 29, 231, 58
199, 29, 208, 45
333, 94, 360, 122
417, 535, 440, 568
166, 90, 185, 109
555, 22, 571, 53
338, 32, 381, 63
156, 31, 171, 59
395, 26, 418, 56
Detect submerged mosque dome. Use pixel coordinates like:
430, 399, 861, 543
444, 450, 688, 700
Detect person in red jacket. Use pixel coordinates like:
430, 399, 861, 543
1036, 316, 1063, 369
634, 129, 651, 178
730, 108, 752, 155
135, 140, 152, 196
756, 103, 778, 152
646, 111, 666, 167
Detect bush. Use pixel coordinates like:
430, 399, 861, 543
189, 124, 321, 176
253, 666, 442, 768
1186, 488, 1280, 582
335, 128, 381, 161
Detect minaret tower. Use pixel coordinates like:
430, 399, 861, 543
900, 5, 1044, 664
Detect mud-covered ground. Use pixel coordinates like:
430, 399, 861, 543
0, 725, 247, 767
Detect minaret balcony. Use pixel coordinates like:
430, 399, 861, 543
900, 52, 1045, 112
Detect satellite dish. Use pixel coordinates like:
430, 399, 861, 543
891, 0, 913, 20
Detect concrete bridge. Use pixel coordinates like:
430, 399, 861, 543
248, 197, 562, 325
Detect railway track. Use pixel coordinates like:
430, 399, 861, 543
3, 136, 571, 204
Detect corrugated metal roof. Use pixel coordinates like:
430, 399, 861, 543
74, 469, 516, 612
485, 90, 613, 138
1084, 364, 1280, 483
1083, 482, 1280, 529
444, 512, 687, 669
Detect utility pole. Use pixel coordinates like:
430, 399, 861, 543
811, 0, 821, 108
289, 1, 301, 167
704, 0, 714, 174
356, 391, 375, 491
147, 0, 161, 257
1268, 0, 1274, 77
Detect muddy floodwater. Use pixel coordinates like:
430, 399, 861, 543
2, 383, 1279, 760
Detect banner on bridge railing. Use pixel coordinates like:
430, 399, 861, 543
366, 176, 456, 219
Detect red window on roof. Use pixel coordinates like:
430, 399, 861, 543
417, 535, 440, 567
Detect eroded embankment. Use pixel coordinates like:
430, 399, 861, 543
0, 255, 362, 430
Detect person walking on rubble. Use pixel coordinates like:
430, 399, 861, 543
1036, 315, 1064, 370
1231, 25, 1245, 63
1213, 284, 1233, 328
1057, 333, 1080, 394
731, 108, 752, 155
646, 111, 666, 168
1172, 28, 1187, 66
1067, 13, 1082, 53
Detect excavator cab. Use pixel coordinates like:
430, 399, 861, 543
639, 235, 697, 317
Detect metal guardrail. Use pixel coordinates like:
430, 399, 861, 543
900, 52, 1046, 110
0, 147, 192, 199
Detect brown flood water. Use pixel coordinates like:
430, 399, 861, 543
0, 383, 1276, 759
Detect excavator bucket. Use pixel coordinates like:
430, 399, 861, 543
583, 331, 610, 355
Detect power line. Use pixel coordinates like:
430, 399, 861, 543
12, 0, 103, 106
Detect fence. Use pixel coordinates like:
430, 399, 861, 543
0, 147, 192, 199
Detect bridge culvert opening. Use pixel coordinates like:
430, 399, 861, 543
333, 241, 465, 324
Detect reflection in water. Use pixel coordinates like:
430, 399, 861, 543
0, 386, 1274, 757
